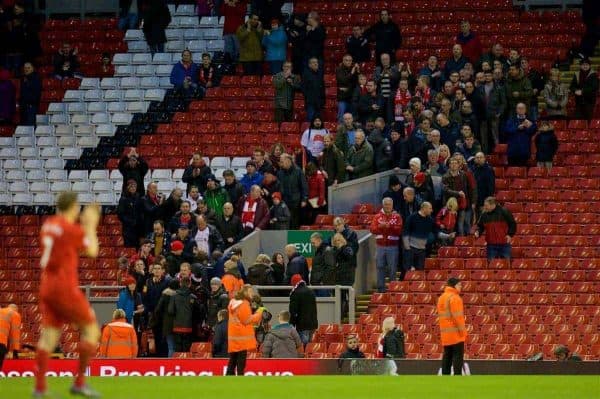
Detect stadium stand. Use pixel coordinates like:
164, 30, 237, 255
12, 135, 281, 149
0, 0, 598, 362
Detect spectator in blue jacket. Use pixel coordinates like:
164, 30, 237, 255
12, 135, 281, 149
262, 18, 288, 75
117, 276, 144, 325
504, 102, 537, 166
240, 160, 264, 194
170, 49, 199, 94
444, 44, 468, 80
435, 113, 460, 154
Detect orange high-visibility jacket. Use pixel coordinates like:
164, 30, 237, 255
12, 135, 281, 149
222, 273, 244, 299
437, 286, 467, 346
227, 299, 262, 353
0, 307, 21, 351
99, 318, 138, 358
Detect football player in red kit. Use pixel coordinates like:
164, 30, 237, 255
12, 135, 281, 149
34, 192, 101, 398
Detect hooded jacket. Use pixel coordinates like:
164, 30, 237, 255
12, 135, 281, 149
152, 286, 177, 334
262, 26, 287, 61
236, 24, 264, 62
204, 185, 230, 217
99, 318, 138, 358
168, 286, 203, 334
222, 268, 244, 299
261, 322, 303, 358
477, 204, 517, 246
206, 287, 230, 327
270, 201, 291, 230
311, 242, 336, 285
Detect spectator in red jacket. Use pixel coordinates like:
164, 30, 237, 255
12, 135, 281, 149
435, 197, 458, 245
474, 197, 517, 261
370, 197, 403, 293
304, 162, 326, 225
455, 20, 482, 64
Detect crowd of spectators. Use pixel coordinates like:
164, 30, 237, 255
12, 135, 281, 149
111, 214, 358, 357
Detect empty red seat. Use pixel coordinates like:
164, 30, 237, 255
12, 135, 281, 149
190, 342, 212, 353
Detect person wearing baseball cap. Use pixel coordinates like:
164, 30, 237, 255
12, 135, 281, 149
570, 57, 598, 120
437, 277, 466, 375
240, 160, 264, 194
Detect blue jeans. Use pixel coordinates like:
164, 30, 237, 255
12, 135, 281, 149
376, 246, 399, 292
298, 330, 313, 346
118, 13, 138, 30
223, 34, 240, 62
457, 208, 473, 236
166, 334, 175, 357
268, 61, 284, 75
486, 244, 511, 261
337, 100, 350, 122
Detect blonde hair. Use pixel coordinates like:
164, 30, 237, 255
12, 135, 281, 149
255, 254, 271, 264
446, 197, 458, 212
225, 259, 238, 272
438, 144, 450, 159
382, 316, 395, 334
332, 233, 347, 248
113, 309, 127, 320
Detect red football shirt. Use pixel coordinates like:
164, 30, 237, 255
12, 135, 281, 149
39, 215, 88, 295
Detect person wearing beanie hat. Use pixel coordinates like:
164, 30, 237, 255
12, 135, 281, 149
570, 57, 599, 120
206, 277, 229, 328
289, 272, 318, 346
261, 16, 287, 75
382, 175, 406, 213
269, 191, 291, 230
260, 163, 281, 207
437, 276, 466, 375
240, 161, 264, 194
170, 240, 184, 252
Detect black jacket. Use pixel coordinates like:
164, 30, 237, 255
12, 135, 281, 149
161, 195, 182, 225
117, 192, 141, 245
20, 72, 42, 107
189, 224, 225, 254
168, 286, 204, 332
206, 287, 229, 327
143, 276, 170, 316
277, 165, 308, 207
212, 319, 228, 357
182, 164, 211, 194
301, 68, 326, 108
364, 20, 402, 55
224, 181, 245, 208
321, 144, 346, 186
214, 214, 244, 245
285, 253, 309, 283
310, 243, 335, 285
247, 262, 276, 286
471, 162, 495, 207
152, 287, 177, 334
142, 0, 171, 46
303, 24, 326, 59
289, 282, 318, 331
368, 129, 392, 173
119, 156, 149, 196
383, 328, 405, 358
334, 244, 356, 285
346, 35, 370, 63
534, 130, 559, 163
269, 202, 291, 230
139, 195, 163, 236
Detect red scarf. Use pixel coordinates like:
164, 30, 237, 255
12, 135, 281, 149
148, 192, 159, 205
359, 85, 368, 95
199, 66, 213, 85
394, 89, 412, 121
415, 86, 431, 105
180, 213, 191, 224
241, 198, 257, 229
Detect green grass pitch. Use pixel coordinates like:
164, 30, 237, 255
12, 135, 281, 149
2, 376, 599, 399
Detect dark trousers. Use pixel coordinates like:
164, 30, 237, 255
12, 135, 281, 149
275, 107, 293, 123
242, 61, 263, 76
226, 350, 248, 375
289, 204, 301, 229
153, 327, 168, 358
0, 343, 7, 369
173, 333, 193, 353
20, 104, 38, 126
441, 342, 464, 375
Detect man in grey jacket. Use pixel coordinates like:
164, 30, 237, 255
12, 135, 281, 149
261, 311, 303, 358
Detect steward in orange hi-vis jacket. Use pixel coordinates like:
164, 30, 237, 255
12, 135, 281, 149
437, 277, 467, 375
0, 304, 21, 368
99, 309, 138, 358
